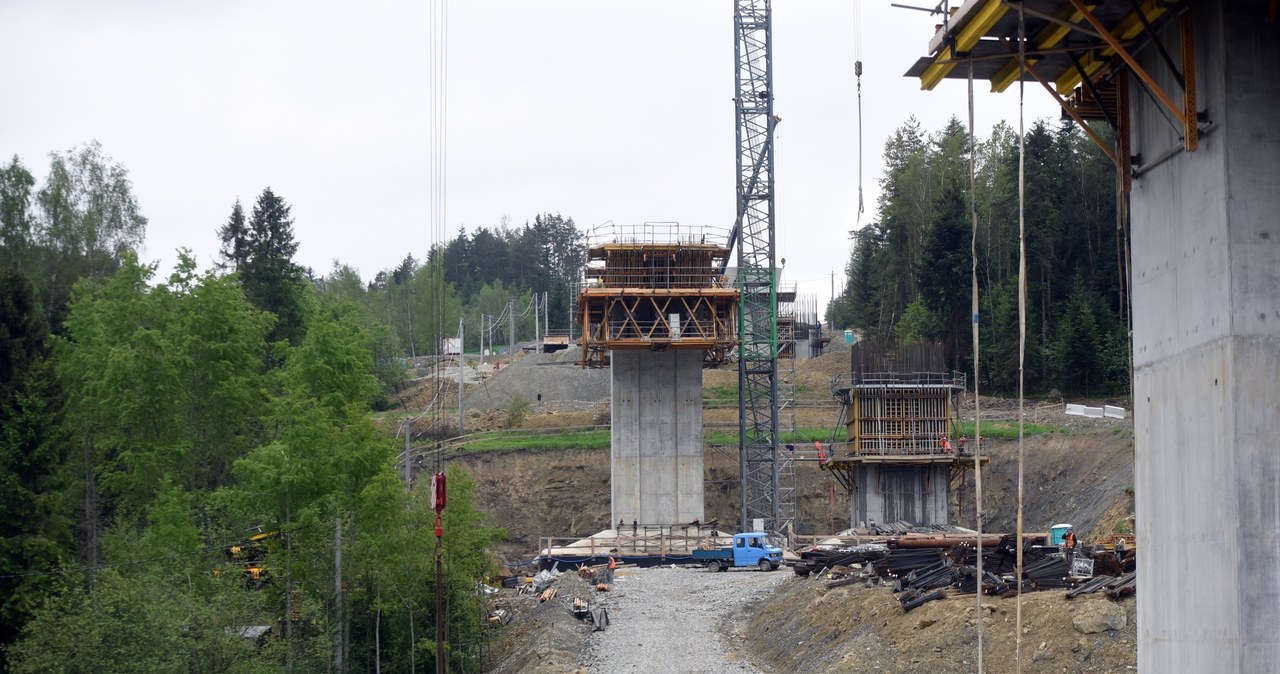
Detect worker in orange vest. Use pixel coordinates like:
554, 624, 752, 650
607, 555, 617, 583
814, 440, 827, 463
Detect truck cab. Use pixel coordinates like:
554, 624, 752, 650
692, 532, 784, 572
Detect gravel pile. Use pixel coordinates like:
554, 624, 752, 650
579, 566, 788, 674
465, 348, 612, 410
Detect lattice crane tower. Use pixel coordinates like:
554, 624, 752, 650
731, 0, 789, 534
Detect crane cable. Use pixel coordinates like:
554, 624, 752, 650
1015, 4, 1028, 673
854, 1, 865, 227
966, 52, 986, 674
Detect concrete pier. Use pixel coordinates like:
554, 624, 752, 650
1131, 3, 1280, 670
849, 464, 950, 527
610, 350, 704, 525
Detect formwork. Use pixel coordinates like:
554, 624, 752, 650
577, 222, 739, 368
824, 341, 985, 527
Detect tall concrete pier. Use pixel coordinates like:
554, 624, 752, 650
577, 223, 739, 526
903, 1, 1280, 668
1128, 5, 1280, 670
609, 350, 704, 525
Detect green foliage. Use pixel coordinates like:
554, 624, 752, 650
56, 253, 272, 531
0, 142, 148, 331
894, 300, 939, 343
0, 268, 72, 665
435, 213, 585, 333
219, 188, 308, 345
951, 420, 1060, 438
505, 394, 531, 429
830, 117, 1128, 396
0, 156, 37, 268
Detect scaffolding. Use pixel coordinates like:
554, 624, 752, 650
576, 222, 739, 367
823, 341, 986, 499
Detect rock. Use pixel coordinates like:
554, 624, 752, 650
1073, 604, 1128, 634
1032, 649, 1054, 662
918, 618, 937, 629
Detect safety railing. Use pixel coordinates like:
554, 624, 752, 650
584, 221, 733, 248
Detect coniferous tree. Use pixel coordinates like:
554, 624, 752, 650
231, 187, 308, 345
0, 268, 71, 665
216, 198, 249, 272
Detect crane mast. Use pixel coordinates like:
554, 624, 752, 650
732, 0, 789, 534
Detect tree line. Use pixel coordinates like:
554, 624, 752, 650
0, 142, 589, 672
826, 117, 1130, 398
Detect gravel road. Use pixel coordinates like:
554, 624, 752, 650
579, 566, 789, 674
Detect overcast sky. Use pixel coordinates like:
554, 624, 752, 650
0, 1, 1057, 314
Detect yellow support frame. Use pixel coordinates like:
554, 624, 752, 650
919, 0, 1009, 90
991, 4, 1095, 93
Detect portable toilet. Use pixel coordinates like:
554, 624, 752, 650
1049, 523, 1074, 547
844, 329, 854, 344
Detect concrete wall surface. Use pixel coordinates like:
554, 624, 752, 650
851, 464, 950, 527
1131, 3, 1280, 670
610, 350, 704, 525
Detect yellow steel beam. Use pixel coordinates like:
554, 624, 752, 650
1055, 0, 1168, 94
919, 0, 1009, 90
998, 37, 1119, 166
991, 4, 1094, 93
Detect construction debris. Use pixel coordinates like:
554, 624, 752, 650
797, 528, 1137, 612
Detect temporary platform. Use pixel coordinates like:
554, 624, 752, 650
577, 222, 739, 368
824, 341, 985, 527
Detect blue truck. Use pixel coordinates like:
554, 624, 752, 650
692, 532, 784, 572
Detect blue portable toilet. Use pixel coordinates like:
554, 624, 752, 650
844, 329, 854, 344
1049, 523, 1074, 547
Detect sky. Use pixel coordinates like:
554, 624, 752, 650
0, 1, 1057, 316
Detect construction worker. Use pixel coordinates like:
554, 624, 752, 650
1115, 537, 1127, 561
607, 555, 617, 583
1063, 527, 1078, 563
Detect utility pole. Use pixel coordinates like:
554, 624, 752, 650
457, 316, 465, 435
402, 419, 411, 490
544, 291, 549, 337
534, 293, 540, 345
508, 298, 516, 365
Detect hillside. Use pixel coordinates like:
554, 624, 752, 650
398, 343, 1135, 562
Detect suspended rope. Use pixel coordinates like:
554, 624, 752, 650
854, 1, 865, 226
1015, 4, 1028, 673
966, 54, 986, 674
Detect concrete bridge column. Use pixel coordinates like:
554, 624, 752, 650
1131, 3, 1280, 669
610, 350, 704, 526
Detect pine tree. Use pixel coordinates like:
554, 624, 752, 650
216, 198, 249, 272
240, 187, 307, 345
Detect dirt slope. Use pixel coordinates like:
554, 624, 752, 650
743, 576, 1136, 673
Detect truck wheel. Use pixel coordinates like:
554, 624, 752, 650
758, 559, 772, 572
707, 560, 722, 573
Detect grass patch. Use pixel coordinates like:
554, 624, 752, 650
461, 429, 611, 452
703, 385, 738, 403
704, 428, 836, 446
952, 420, 1059, 438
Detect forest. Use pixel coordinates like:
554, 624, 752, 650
0, 142, 586, 672
0, 116, 1129, 670
825, 116, 1131, 398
